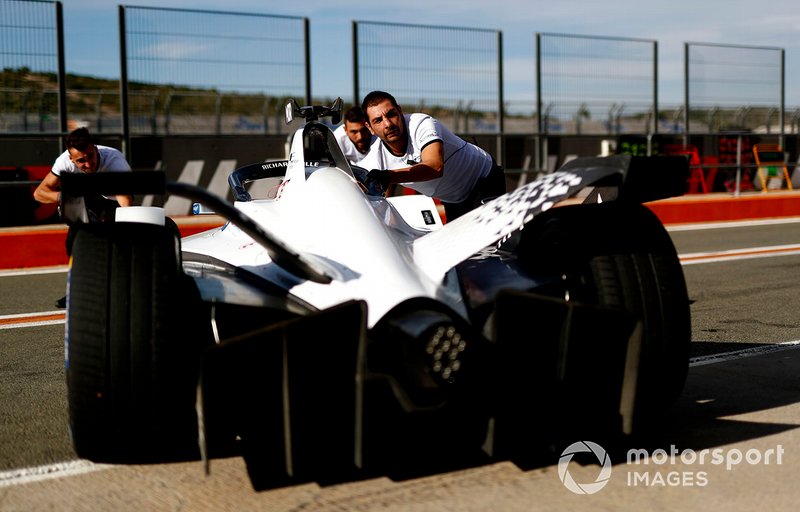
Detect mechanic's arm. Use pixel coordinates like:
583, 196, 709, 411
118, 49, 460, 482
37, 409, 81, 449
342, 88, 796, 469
33, 172, 61, 204
385, 141, 444, 184
115, 194, 133, 207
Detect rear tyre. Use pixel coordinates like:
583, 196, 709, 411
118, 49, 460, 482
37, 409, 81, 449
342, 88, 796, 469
521, 202, 691, 419
66, 222, 210, 463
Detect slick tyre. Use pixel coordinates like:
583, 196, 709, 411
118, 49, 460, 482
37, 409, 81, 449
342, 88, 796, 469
522, 202, 691, 418
66, 222, 209, 463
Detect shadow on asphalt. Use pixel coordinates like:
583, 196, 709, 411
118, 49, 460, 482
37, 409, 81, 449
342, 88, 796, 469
690, 341, 773, 358
600, 345, 800, 465
247, 346, 800, 490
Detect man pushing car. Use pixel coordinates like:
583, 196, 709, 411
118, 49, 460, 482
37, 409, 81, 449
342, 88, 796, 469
359, 90, 506, 221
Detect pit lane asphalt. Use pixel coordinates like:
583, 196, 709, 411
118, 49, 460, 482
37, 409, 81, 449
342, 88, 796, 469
2, 220, 800, 510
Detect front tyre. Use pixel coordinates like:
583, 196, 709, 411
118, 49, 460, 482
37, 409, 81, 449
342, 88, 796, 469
66, 222, 210, 463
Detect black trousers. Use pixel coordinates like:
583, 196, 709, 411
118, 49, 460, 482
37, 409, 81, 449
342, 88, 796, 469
442, 161, 506, 222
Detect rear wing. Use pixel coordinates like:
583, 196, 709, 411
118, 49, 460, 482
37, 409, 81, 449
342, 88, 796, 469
558, 154, 689, 204
413, 155, 688, 281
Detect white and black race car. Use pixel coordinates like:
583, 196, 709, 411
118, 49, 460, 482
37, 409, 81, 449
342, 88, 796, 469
61, 98, 690, 489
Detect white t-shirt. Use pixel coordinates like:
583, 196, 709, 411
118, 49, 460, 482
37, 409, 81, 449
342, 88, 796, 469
51, 145, 131, 176
359, 113, 492, 203
333, 124, 371, 164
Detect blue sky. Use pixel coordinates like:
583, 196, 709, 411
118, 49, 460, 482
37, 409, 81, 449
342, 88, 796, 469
61, 0, 800, 107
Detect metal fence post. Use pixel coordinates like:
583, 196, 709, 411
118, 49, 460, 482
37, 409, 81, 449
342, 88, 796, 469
780, 48, 785, 149
535, 32, 544, 171
165, 92, 173, 135
352, 21, 359, 107
735, 134, 742, 197
653, 40, 659, 135
55, 1, 67, 138
497, 29, 504, 166
683, 43, 689, 145
118, 5, 130, 158
95, 92, 103, 133
304, 17, 311, 105
215, 93, 222, 135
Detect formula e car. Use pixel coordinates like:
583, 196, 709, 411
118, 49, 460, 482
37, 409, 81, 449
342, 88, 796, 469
61, 98, 691, 489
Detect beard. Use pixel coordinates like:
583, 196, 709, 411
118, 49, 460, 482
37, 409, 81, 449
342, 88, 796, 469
383, 126, 402, 141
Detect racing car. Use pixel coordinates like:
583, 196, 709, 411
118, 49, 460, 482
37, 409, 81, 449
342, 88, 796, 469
61, 98, 691, 489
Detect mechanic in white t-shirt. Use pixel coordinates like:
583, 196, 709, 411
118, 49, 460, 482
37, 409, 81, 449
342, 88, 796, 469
332, 106, 375, 164
359, 90, 505, 221
34, 127, 133, 308
34, 127, 133, 219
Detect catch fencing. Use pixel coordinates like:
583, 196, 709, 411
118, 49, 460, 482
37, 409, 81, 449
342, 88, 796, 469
1, 0, 798, 200
120, 6, 310, 139
536, 33, 657, 136
0, 0, 66, 134
685, 42, 784, 134
353, 20, 503, 134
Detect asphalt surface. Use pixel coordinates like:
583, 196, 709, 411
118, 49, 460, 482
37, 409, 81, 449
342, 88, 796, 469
2, 218, 800, 510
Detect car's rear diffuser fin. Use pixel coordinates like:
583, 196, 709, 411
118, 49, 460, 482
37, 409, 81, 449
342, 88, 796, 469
487, 291, 641, 461
199, 300, 367, 490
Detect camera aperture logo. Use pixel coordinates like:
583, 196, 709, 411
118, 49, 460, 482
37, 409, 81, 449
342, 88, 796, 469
558, 441, 785, 493
558, 441, 612, 495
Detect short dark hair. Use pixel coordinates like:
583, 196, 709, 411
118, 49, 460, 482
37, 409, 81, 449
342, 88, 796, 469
344, 106, 366, 124
64, 127, 93, 151
360, 91, 399, 119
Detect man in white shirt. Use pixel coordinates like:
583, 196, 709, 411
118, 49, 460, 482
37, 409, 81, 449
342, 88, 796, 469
359, 90, 505, 221
35, 127, 133, 218
34, 127, 133, 308
332, 106, 374, 164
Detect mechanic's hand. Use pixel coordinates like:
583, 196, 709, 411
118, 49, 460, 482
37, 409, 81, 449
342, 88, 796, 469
365, 169, 391, 196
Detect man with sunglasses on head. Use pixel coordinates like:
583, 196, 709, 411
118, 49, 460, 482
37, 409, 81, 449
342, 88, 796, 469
34, 126, 133, 307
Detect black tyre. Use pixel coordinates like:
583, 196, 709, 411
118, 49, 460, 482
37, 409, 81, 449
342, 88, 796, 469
66, 222, 210, 463
521, 201, 691, 417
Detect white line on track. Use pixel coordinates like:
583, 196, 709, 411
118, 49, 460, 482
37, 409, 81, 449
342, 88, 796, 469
666, 216, 800, 232
689, 340, 800, 367
679, 243, 800, 265
0, 310, 64, 319
0, 460, 113, 488
0, 310, 66, 330
0, 265, 68, 277
0, 319, 65, 330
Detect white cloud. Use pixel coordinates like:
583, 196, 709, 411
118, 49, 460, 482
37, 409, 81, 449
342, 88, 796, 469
135, 41, 208, 61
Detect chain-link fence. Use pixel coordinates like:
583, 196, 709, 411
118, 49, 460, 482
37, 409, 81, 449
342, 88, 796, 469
2, 0, 798, 191
354, 20, 503, 134
685, 42, 784, 134
2, 2, 796, 139
121, 6, 310, 135
0, 0, 65, 133
537, 33, 657, 135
